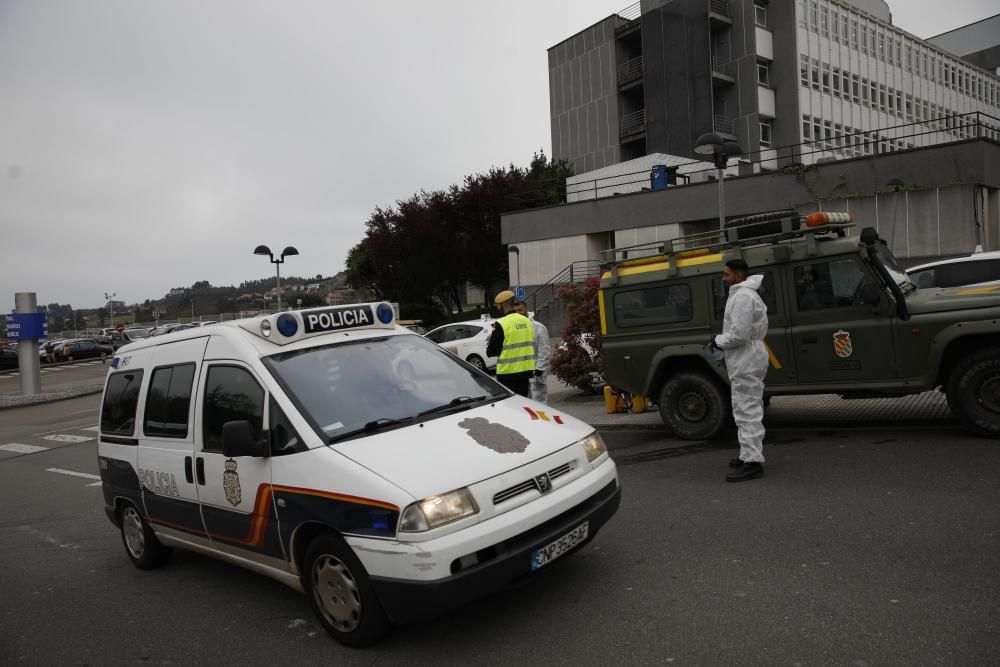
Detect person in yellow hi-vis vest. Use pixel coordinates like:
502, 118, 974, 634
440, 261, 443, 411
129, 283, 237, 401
486, 290, 535, 397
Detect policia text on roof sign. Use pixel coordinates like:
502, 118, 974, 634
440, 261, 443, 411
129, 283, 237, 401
303, 306, 375, 333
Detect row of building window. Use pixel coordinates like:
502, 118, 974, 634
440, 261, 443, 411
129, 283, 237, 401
801, 114, 912, 158
800, 55, 982, 138
797, 0, 1000, 108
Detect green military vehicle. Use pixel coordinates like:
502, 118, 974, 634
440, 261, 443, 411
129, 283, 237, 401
597, 210, 1000, 439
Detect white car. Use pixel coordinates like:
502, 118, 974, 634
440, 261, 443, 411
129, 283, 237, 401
424, 318, 497, 371
906, 250, 1000, 289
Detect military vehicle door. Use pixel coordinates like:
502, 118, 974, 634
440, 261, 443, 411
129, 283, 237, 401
787, 256, 896, 382
713, 269, 796, 386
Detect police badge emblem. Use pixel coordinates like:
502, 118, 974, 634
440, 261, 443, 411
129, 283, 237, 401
223, 458, 242, 506
833, 330, 853, 358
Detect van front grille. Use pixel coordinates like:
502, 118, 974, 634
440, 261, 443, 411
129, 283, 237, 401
493, 461, 576, 505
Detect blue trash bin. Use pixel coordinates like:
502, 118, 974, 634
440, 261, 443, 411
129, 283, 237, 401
650, 164, 669, 190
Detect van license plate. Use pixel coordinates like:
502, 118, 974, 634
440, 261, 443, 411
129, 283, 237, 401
530, 521, 589, 571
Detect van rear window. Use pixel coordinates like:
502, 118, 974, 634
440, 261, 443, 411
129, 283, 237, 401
101, 371, 144, 436
613, 284, 693, 327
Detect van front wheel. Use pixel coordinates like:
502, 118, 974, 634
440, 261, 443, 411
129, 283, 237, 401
303, 533, 391, 647
119, 502, 172, 569
659, 372, 729, 440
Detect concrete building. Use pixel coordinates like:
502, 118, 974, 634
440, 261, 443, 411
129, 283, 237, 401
504, 1, 1000, 329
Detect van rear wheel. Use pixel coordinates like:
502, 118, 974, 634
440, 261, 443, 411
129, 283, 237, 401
659, 372, 729, 440
947, 347, 1000, 438
303, 533, 391, 647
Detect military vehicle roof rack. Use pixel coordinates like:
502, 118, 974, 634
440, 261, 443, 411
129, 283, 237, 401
600, 210, 855, 281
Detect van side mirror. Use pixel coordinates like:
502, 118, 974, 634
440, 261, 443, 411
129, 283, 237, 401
221, 420, 267, 458
861, 283, 882, 305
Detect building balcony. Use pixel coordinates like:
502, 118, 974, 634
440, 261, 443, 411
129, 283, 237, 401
711, 56, 736, 87
617, 56, 644, 90
614, 1, 641, 36
620, 108, 646, 140
713, 114, 736, 139
709, 0, 732, 30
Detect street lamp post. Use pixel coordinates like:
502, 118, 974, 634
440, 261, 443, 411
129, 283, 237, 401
104, 291, 116, 328
694, 132, 744, 231
254, 245, 299, 310
508, 245, 521, 287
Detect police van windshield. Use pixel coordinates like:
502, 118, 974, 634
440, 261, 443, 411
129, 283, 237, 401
262, 334, 510, 444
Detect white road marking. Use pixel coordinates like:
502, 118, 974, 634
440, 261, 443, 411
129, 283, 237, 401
82, 426, 100, 432
19, 525, 80, 550
43, 434, 95, 443
46, 467, 102, 487
0, 443, 50, 454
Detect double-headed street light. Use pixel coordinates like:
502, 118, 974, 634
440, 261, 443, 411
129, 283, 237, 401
104, 291, 116, 327
694, 132, 744, 231
254, 245, 299, 310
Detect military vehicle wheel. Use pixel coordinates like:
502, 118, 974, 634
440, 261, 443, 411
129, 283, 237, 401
946, 347, 1000, 438
119, 502, 172, 570
303, 533, 391, 647
659, 372, 729, 440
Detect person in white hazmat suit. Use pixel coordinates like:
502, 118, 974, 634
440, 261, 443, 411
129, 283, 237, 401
516, 301, 551, 403
709, 258, 769, 482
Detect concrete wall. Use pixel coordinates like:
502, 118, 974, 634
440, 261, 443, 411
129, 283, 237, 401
502, 139, 1000, 261
549, 16, 621, 174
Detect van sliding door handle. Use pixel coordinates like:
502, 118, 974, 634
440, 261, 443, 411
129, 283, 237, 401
195, 457, 205, 485
184, 457, 193, 484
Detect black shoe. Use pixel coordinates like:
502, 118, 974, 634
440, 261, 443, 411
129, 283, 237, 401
726, 462, 764, 482
729, 458, 743, 468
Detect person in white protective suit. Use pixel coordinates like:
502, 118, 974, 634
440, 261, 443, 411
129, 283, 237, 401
516, 301, 551, 404
709, 258, 769, 482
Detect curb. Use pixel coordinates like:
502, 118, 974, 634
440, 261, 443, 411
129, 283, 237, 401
0, 386, 104, 411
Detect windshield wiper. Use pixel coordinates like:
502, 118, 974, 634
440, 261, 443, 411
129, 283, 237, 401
327, 417, 413, 444
417, 395, 491, 418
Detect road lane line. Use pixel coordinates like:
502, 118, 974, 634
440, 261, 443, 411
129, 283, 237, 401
43, 434, 94, 444
82, 426, 100, 431
46, 467, 101, 482
0, 443, 50, 454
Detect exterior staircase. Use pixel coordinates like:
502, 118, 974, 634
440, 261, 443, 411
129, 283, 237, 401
528, 260, 603, 334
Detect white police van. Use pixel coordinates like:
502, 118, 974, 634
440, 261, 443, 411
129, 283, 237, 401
97, 302, 620, 647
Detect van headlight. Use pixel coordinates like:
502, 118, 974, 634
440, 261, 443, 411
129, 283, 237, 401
399, 488, 479, 532
579, 432, 607, 463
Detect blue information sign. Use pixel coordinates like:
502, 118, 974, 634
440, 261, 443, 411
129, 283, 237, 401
515, 285, 526, 301
6, 312, 48, 340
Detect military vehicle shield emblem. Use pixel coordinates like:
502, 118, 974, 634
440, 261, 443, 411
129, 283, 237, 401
833, 330, 853, 358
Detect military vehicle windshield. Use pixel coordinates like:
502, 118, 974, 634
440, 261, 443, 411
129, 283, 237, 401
874, 245, 916, 294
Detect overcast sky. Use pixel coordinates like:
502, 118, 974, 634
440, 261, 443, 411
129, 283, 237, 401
1, 0, 996, 311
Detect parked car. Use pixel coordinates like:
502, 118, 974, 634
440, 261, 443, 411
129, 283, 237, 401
150, 323, 197, 336
109, 328, 152, 350
423, 318, 497, 371
906, 250, 1000, 288
0, 347, 18, 370
41, 339, 109, 362
397, 319, 427, 335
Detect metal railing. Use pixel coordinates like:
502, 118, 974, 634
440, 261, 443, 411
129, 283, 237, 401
713, 114, 734, 134
709, 0, 729, 16
529, 260, 604, 316
618, 56, 644, 86
711, 56, 735, 78
616, 1, 641, 22
503, 112, 1000, 212
620, 108, 646, 138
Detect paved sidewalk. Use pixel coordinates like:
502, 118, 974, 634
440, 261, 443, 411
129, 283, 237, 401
544, 375, 956, 431
0, 378, 105, 410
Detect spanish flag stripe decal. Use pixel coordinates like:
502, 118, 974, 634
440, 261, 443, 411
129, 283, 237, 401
764, 341, 782, 369
524, 407, 539, 420
536, 411, 550, 422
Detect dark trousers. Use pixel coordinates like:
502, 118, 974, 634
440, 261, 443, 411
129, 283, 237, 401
497, 371, 532, 398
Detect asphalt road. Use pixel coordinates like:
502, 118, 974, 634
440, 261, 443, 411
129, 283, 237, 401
1, 397, 997, 665
0, 358, 109, 390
